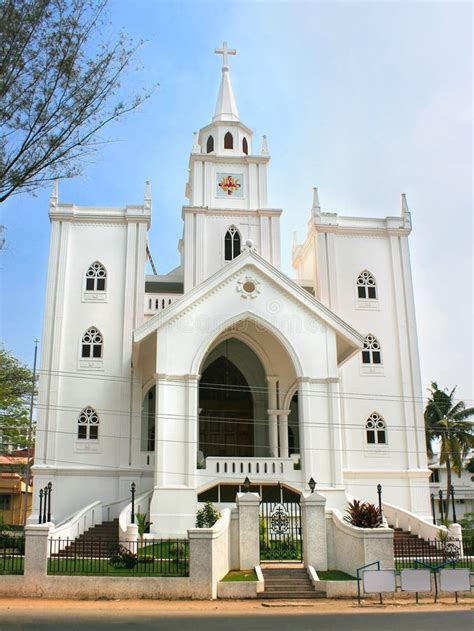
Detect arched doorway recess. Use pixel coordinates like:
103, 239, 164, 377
199, 338, 267, 457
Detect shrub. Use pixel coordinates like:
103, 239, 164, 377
109, 544, 137, 569
344, 499, 381, 528
169, 541, 187, 560
195, 501, 221, 528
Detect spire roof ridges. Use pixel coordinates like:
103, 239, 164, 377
213, 41, 239, 123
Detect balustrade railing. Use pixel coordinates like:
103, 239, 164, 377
203, 456, 294, 478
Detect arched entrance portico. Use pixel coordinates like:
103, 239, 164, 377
199, 338, 267, 457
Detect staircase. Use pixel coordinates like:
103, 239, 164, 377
52, 519, 119, 558
259, 567, 324, 599
390, 525, 437, 557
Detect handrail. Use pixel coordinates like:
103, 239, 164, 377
50, 500, 102, 552
382, 501, 447, 540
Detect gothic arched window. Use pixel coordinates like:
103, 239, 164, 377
362, 334, 381, 365
357, 270, 377, 299
224, 131, 233, 149
242, 137, 248, 155
224, 226, 241, 261
81, 327, 103, 359
206, 135, 214, 153
85, 261, 107, 292
366, 412, 387, 445
77, 407, 100, 440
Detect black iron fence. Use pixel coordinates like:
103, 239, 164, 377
260, 501, 302, 562
48, 537, 189, 576
395, 536, 473, 571
0, 533, 25, 575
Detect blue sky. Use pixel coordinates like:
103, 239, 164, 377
1, 0, 472, 402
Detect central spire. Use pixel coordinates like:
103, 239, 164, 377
213, 41, 239, 123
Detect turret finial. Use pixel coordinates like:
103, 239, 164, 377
192, 131, 201, 154
144, 180, 152, 210
261, 135, 268, 155
312, 187, 321, 215
50, 179, 59, 206
213, 42, 239, 122
401, 193, 409, 215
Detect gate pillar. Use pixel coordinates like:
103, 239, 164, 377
300, 491, 328, 570
236, 492, 260, 569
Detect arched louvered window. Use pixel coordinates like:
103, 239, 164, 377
206, 135, 214, 153
366, 412, 387, 445
81, 327, 103, 359
242, 137, 248, 155
85, 261, 106, 292
357, 270, 377, 299
77, 407, 100, 440
224, 131, 233, 149
224, 226, 241, 261
362, 334, 381, 365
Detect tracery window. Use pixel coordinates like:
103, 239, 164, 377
224, 226, 241, 261
362, 334, 381, 364
365, 412, 386, 445
85, 262, 107, 292
224, 131, 233, 149
357, 270, 377, 299
242, 137, 248, 155
77, 407, 100, 440
81, 327, 103, 358
206, 135, 214, 153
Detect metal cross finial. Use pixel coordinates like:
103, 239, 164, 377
215, 41, 236, 69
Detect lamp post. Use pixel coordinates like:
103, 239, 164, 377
450, 484, 457, 523
308, 477, 316, 494
377, 484, 383, 524
242, 477, 251, 493
38, 488, 43, 524
42, 485, 48, 524
130, 482, 136, 524
47, 481, 52, 522
430, 493, 436, 525
438, 489, 444, 522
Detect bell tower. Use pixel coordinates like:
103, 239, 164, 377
182, 42, 282, 291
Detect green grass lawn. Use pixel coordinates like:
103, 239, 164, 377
221, 569, 258, 582
47, 558, 188, 577
317, 570, 356, 581
0, 557, 24, 574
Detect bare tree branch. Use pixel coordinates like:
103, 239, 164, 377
0, 0, 157, 203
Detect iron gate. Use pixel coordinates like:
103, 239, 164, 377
259, 501, 302, 562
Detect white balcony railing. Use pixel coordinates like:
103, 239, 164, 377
203, 457, 295, 479
144, 293, 180, 316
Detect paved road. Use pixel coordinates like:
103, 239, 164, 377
0, 611, 472, 631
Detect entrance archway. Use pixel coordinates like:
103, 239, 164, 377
199, 338, 267, 458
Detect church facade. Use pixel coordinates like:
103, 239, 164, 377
33, 44, 431, 535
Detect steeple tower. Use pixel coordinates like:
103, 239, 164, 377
182, 43, 282, 291
213, 42, 239, 122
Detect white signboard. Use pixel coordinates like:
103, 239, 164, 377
363, 570, 396, 594
439, 569, 471, 592
400, 569, 432, 592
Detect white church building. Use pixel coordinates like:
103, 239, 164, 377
33, 44, 431, 537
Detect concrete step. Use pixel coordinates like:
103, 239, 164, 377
259, 592, 324, 600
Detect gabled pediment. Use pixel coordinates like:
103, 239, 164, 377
135, 250, 364, 366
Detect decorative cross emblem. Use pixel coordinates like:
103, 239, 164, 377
270, 503, 290, 535
215, 41, 236, 69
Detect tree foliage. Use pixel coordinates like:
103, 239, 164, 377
0, 347, 35, 450
0, 0, 153, 203
424, 382, 474, 521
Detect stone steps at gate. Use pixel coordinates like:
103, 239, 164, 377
259, 568, 324, 600
51, 519, 120, 557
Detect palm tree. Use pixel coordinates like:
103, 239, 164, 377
424, 382, 474, 522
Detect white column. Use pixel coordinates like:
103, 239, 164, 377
278, 409, 290, 458
186, 376, 199, 487
236, 492, 260, 569
267, 376, 278, 457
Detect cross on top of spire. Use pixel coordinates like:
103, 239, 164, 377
215, 41, 236, 70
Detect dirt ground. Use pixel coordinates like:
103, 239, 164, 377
0, 596, 472, 619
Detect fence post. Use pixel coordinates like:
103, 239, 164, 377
236, 492, 260, 569
24, 523, 52, 577
300, 491, 328, 570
